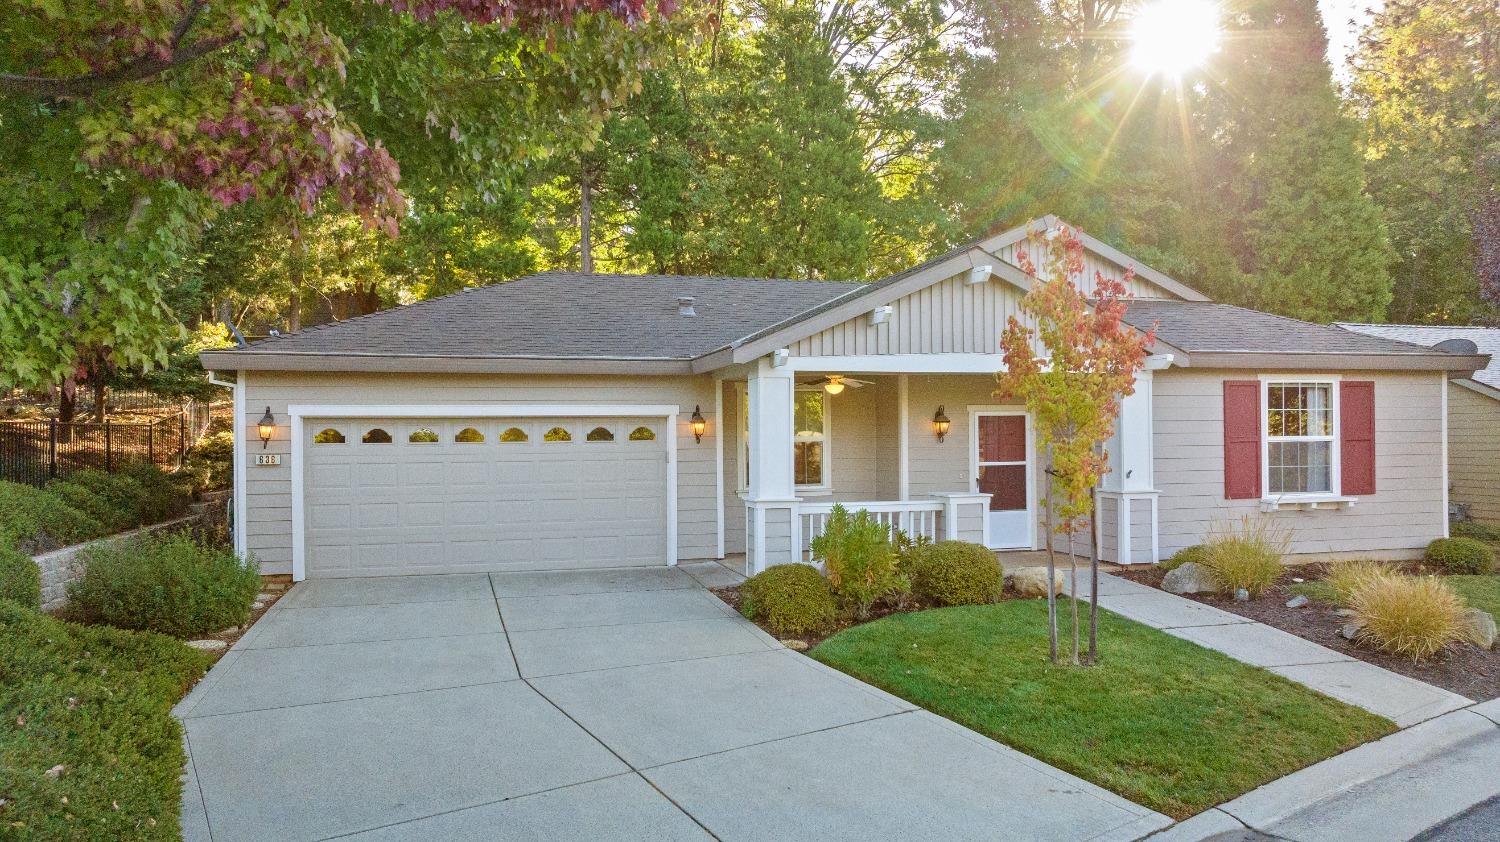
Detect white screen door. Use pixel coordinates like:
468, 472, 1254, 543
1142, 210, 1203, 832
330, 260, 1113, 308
974, 412, 1031, 549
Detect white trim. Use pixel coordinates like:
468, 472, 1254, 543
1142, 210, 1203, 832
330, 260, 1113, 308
735, 383, 832, 494
714, 377, 726, 559
285, 403, 679, 418
1258, 378, 1341, 498
232, 372, 248, 559
286, 402, 680, 581
1452, 377, 1500, 402
1441, 372, 1450, 538
785, 354, 1008, 373
897, 374, 910, 501
966, 405, 1037, 550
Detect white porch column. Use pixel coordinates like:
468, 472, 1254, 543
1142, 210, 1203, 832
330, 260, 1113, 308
1100, 360, 1165, 564
745, 356, 800, 574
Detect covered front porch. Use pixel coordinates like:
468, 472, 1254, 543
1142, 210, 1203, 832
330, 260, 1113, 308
716, 354, 1161, 574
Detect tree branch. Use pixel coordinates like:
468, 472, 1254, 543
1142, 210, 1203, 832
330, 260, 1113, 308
0, 3, 237, 99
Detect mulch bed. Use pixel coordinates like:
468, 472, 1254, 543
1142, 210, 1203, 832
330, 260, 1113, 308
1116, 566, 1499, 702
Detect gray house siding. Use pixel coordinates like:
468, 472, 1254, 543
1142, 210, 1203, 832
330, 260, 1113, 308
1152, 368, 1446, 559
1448, 382, 1500, 524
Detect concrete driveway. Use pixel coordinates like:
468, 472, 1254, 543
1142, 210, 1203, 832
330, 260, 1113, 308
176, 563, 1168, 841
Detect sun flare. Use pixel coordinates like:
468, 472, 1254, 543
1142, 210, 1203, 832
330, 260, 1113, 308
1129, 0, 1222, 78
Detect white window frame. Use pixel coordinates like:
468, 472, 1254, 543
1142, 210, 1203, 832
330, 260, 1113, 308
1259, 376, 1341, 499
737, 384, 833, 495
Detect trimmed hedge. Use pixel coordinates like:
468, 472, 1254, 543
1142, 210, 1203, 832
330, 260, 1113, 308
740, 564, 837, 637
0, 600, 211, 840
1425, 537, 1495, 575
907, 541, 1002, 606
67, 532, 260, 638
0, 467, 191, 557
1159, 545, 1208, 573
0, 480, 104, 554
0, 544, 40, 609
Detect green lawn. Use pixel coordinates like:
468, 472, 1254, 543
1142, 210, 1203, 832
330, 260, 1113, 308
0, 601, 211, 840
811, 601, 1394, 819
1292, 574, 1499, 615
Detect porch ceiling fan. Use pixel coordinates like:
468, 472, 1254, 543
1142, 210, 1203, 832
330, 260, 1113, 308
806, 374, 874, 395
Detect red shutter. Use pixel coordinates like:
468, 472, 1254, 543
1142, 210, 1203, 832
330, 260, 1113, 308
1223, 381, 1261, 499
1341, 380, 1376, 496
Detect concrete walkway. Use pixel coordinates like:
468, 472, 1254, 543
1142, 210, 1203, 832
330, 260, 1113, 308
1069, 573, 1473, 727
177, 563, 1169, 842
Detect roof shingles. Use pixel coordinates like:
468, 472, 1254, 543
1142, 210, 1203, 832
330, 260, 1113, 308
225, 272, 864, 360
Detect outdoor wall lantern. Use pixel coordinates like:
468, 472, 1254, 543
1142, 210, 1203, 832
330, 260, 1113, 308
690, 405, 707, 443
257, 407, 276, 449
933, 406, 950, 442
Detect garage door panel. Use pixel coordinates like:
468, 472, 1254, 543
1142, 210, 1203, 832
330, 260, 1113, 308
355, 462, 400, 487
305, 415, 669, 577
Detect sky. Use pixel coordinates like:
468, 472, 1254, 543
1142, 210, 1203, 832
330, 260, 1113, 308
1319, 0, 1380, 73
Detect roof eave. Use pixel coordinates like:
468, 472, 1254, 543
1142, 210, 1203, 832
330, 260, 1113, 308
1175, 351, 1490, 373
198, 350, 696, 375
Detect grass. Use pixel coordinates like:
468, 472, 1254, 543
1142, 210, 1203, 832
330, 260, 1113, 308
1447, 576, 1500, 616
1293, 573, 1500, 617
0, 601, 212, 840
811, 601, 1394, 819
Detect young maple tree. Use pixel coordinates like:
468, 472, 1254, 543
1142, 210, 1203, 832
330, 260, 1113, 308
997, 224, 1154, 666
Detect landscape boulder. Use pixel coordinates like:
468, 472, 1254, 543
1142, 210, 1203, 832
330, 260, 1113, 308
1009, 567, 1065, 598
1162, 561, 1217, 595
1460, 609, 1496, 650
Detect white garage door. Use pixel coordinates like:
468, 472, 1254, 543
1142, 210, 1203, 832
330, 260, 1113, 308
302, 417, 670, 577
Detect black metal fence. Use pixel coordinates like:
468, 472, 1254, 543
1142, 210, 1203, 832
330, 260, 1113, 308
0, 405, 216, 486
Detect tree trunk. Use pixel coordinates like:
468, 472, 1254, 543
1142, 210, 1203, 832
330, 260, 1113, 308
1044, 468, 1058, 664
579, 160, 594, 273
1068, 527, 1080, 666
91, 380, 107, 424
1088, 489, 1100, 665
288, 259, 303, 333
57, 376, 77, 424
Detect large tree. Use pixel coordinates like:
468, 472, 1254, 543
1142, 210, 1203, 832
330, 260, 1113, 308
1351, 0, 1500, 323
939, 0, 1393, 323
528, 0, 958, 279
0, 0, 677, 395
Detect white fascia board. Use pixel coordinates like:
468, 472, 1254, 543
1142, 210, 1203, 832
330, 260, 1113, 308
286, 404, 680, 418
784, 354, 1008, 373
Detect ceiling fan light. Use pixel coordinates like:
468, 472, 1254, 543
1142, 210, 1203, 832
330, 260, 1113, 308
823, 380, 845, 395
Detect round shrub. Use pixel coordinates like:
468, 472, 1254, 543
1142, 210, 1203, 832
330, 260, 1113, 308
740, 564, 837, 637
0, 545, 40, 610
1349, 571, 1467, 661
907, 541, 1002, 606
1158, 545, 1208, 573
47, 471, 143, 532
1425, 537, 1495, 575
67, 532, 260, 638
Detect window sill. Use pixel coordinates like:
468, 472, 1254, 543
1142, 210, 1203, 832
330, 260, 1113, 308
1259, 495, 1358, 512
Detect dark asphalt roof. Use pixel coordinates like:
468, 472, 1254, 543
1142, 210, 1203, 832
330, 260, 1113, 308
1121, 301, 1457, 357
224, 272, 865, 360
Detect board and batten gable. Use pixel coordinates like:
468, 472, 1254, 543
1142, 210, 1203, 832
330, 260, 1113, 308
238, 371, 721, 575
1152, 368, 1447, 559
1447, 381, 1500, 524
785, 251, 1177, 360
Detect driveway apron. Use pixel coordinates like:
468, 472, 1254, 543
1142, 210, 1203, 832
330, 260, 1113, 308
178, 564, 1168, 841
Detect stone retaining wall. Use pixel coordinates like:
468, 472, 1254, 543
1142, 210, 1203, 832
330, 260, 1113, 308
35, 492, 230, 612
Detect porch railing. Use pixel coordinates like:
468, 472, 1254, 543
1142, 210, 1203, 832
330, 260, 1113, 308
799, 499, 944, 563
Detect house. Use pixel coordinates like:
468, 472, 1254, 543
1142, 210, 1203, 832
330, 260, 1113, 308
200, 218, 1489, 580
1338, 323, 1500, 526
